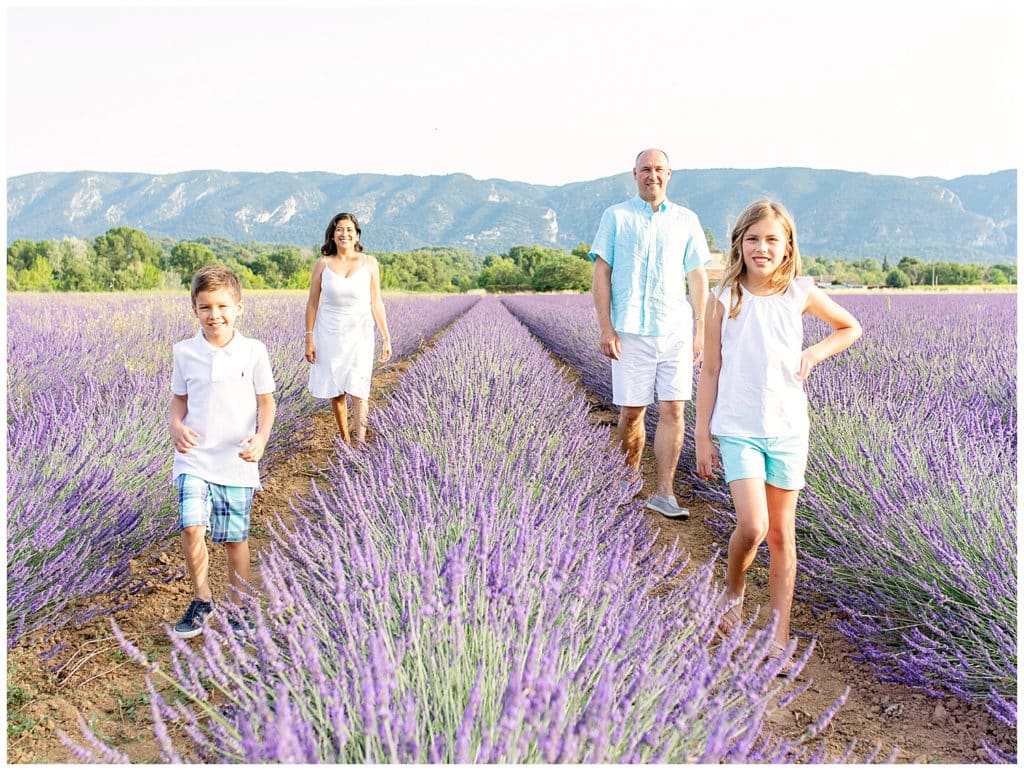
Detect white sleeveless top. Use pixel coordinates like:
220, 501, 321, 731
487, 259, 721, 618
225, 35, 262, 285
709, 276, 813, 438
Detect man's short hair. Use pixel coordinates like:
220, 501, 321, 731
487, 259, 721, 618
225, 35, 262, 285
190, 265, 242, 306
634, 148, 671, 169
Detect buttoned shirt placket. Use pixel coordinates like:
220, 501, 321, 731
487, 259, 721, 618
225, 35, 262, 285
639, 202, 664, 332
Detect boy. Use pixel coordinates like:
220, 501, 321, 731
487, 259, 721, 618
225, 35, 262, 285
169, 265, 276, 638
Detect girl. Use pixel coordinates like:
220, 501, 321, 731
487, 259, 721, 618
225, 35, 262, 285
695, 200, 861, 669
305, 213, 392, 443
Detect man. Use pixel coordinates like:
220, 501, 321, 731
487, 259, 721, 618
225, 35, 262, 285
589, 148, 710, 519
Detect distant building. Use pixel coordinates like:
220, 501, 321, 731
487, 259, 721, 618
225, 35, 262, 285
707, 250, 725, 282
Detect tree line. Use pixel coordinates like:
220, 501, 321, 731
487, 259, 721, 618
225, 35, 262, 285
6, 226, 1015, 293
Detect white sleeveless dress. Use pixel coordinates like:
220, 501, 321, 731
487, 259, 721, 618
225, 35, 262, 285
308, 259, 375, 400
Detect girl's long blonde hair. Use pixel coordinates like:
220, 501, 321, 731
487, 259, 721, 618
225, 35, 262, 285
720, 199, 802, 319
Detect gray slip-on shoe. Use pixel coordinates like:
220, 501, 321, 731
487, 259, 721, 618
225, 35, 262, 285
646, 494, 690, 520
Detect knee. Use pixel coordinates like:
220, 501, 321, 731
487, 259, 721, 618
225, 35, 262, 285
734, 520, 768, 550
181, 526, 205, 545
620, 406, 646, 425
766, 524, 796, 555
659, 400, 685, 423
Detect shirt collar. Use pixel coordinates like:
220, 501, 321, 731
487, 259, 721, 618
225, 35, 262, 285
195, 329, 242, 355
632, 195, 668, 213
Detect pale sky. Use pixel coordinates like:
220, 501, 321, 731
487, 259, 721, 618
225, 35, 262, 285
5, 1, 1021, 185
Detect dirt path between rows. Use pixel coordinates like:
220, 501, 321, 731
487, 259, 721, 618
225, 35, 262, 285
5, 342, 1013, 763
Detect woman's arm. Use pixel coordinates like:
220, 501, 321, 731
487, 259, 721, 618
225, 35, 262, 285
798, 286, 862, 380
304, 259, 325, 363
367, 256, 392, 362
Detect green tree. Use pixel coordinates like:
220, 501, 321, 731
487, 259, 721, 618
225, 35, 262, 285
13, 256, 56, 291
55, 238, 97, 291
572, 242, 592, 259
249, 254, 283, 287
885, 268, 910, 288
222, 258, 266, 289
7, 240, 57, 273
704, 226, 716, 251
94, 227, 163, 272
987, 263, 1016, 284
266, 247, 310, 282
478, 257, 529, 291
93, 227, 164, 289
897, 256, 926, 285
170, 241, 219, 282
531, 253, 593, 292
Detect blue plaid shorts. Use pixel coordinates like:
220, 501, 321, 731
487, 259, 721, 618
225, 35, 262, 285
176, 473, 253, 543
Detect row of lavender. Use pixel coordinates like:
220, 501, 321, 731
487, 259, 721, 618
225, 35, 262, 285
82, 297, 858, 763
6, 292, 477, 649
502, 293, 1017, 752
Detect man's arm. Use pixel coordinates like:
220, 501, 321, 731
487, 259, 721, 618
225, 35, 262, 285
687, 265, 709, 362
592, 256, 620, 360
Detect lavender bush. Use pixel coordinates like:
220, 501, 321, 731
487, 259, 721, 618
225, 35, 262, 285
79, 298, 858, 763
6, 292, 476, 649
503, 291, 1017, 753
795, 295, 1016, 728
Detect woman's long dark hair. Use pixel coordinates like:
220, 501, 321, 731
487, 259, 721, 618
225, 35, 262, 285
321, 212, 364, 256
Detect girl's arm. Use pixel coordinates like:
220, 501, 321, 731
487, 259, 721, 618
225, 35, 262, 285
367, 257, 392, 362
798, 286, 862, 380
304, 259, 325, 363
695, 293, 725, 480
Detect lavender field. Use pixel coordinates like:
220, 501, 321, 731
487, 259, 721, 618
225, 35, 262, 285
6, 291, 477, 651
7, 289, 1014, 762
503, 291, 1017, 758
69, 297, 853, 763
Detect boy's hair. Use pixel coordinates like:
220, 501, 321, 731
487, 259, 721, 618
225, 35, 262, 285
720, 199, 802, 319
190, 265, 242, 307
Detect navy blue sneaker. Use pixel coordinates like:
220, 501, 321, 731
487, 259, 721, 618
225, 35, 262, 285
173, 599, 213, 639
228, 614, 255, 639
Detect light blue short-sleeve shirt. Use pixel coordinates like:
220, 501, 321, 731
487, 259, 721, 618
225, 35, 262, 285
589, 195, 711, 336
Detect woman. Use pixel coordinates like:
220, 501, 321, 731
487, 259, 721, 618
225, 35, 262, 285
304, 212, 392, 443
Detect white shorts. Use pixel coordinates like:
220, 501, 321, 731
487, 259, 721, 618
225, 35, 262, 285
612, 331, 693, 406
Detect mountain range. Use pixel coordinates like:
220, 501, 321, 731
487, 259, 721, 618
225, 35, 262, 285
6, 167, 1017, 262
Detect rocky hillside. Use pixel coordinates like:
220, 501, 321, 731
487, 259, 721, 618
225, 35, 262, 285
7, 167, 1016, 261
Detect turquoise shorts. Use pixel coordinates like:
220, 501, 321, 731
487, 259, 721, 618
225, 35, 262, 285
716, 435, 808, 490
176, 473, 253, 543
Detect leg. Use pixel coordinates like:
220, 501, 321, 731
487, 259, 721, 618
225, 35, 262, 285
617, 405, 646, 469
764, 484, 800, 645
724, 478, 771, 609
223, 540, 251, 607
180, 525, 212, 602
330, 394, 351, 443
653, 400, 685, 497
350, 395, 368, 443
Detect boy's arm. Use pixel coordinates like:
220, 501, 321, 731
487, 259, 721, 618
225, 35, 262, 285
239, 393, 276, 463
169, 393, 199, 453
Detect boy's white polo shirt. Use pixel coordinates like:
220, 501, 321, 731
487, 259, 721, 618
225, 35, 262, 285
171, 330, 275, 488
